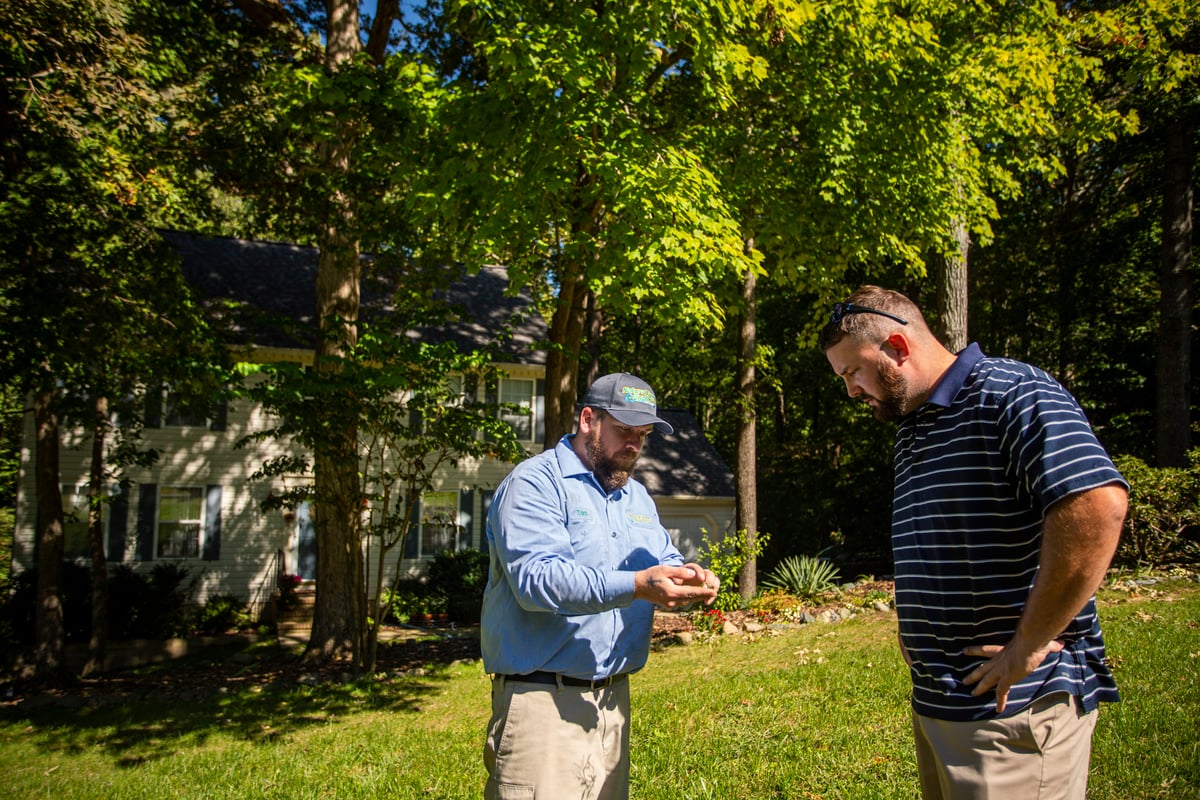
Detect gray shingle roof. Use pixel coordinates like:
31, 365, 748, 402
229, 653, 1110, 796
635, 408, 736, 498
162, 230, 546, 364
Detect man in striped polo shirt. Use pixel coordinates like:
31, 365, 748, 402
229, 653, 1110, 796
819, 286, 1128, 800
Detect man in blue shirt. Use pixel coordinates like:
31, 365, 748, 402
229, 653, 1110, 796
820, 286, 1127, 800
481, 372, 719, 800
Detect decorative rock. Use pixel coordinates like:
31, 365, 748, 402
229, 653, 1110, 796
673, 632, 694, 646
722, 620, 741, 636
744, 621, 766, 633
800, 611, 816, 625
817, 610, 839, 624
872, 600, 892, 613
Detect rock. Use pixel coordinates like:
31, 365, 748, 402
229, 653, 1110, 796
744, 621, 766, 633
722, 620, 741, 636
800, 611, 816, 625
817, 610, 839, 624
673, 632, 694, 646
872, 600, 892, 613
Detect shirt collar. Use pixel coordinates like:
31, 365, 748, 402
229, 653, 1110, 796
925, 342, 985, 408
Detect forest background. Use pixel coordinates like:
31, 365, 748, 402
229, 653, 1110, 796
1, 0, 1198, 675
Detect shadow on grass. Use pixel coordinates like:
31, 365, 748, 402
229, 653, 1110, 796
0, 633, 480, 766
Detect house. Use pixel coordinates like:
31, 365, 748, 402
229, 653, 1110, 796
11, 232, 735, 613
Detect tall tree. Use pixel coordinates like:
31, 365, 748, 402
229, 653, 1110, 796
1, 0, 230, 679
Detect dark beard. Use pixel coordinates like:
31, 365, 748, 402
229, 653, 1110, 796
585, 425, 639, 492
872, 359, 908, 423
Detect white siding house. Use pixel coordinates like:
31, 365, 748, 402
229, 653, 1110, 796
11, 232, 735, 612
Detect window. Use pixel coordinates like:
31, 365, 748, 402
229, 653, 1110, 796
157, 486, 205, 558
61, 483, 107, 560
498, 378, 535, 441
420, 490, 462, 556
164, 387, 208, 428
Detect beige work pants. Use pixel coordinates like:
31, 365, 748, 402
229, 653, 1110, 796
912, 692, 1100, 800
484, 675, 631, 800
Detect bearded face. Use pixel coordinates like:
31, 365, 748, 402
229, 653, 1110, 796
870, 355, 909, 423
584, 420, 641, 492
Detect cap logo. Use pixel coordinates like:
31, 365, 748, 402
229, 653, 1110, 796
621, 386, 656, 407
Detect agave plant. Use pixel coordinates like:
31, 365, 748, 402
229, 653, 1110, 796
762, 555, 842, 600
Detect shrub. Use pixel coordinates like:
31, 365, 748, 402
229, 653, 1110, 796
194, 593, 252, 635
697, 528, 770, 612
427, 548, 489, 623
1113, 452, 1200, 568
762, 555, 841, 601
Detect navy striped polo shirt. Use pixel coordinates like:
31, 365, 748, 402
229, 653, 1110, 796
893, 343, 1125, 721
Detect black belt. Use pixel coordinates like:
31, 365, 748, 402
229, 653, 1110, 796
503, 670, 629, 690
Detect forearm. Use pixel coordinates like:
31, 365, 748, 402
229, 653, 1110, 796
1009, 483, 1127, 653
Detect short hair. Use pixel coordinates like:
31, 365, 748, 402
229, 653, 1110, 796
818, 285, 924, 351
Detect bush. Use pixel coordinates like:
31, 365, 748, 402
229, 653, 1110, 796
762, 555, 841, 601
1, 561, 93, 645
194, 593, 252, 635
1113, 452, 1200, 568
427, 548, 489, 623
697, 529, 770, 612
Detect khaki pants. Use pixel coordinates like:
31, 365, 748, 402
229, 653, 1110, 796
912, 692, 1099, 800
484, 675, 631, 800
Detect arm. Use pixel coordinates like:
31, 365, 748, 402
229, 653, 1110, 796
964, 482, 1127, 712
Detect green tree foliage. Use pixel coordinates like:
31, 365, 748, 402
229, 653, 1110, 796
0, 0, 231, 679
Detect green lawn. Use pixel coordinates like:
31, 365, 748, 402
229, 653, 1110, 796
0, 579, 1196, 799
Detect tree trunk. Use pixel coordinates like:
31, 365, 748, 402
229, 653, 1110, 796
935, 217, 970, 353
542, 266, 588, 447
584, 289, 603, 391
1155, 120, 1194, 468
33, 385, 65, 682
82, 394, 110, 677
736, 252, 758, 602
306, 0, 366, 667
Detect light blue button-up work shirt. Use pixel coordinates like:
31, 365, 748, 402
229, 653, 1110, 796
480, 435, 684, 680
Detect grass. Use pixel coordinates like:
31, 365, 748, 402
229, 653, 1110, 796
0, 578, 1196, 799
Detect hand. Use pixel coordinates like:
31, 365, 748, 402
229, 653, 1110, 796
962, 638, 1065, 714
635, 564, 719, 609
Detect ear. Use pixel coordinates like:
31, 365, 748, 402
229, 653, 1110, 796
884, 332, 912, 365
577, 406, 598, 434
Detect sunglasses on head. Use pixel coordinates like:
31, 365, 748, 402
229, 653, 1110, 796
830, 302, 908, 326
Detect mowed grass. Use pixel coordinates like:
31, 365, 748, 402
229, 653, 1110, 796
0, 579, 1196, 799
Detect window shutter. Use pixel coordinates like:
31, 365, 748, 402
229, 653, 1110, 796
203, 485, 222, 560
143, 385, 162, 429
459, 489, 475, 549
108, 485, 129, 563
403, 496, 420, 558
136, 484, 157, 560
209, 398, 228, 432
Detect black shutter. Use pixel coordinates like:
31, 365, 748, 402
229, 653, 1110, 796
403, 496, 420, 558
143, 385, 162, 429
108, 485, 128, 563
136, 484, 157, 560
203, 485, 222, 560
209, 398, 228, 432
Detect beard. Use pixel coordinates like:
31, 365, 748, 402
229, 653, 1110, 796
870, 358, 909, 423
584, 425, 640, 492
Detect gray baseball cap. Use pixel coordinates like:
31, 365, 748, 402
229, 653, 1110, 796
580, 372, 674, 434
